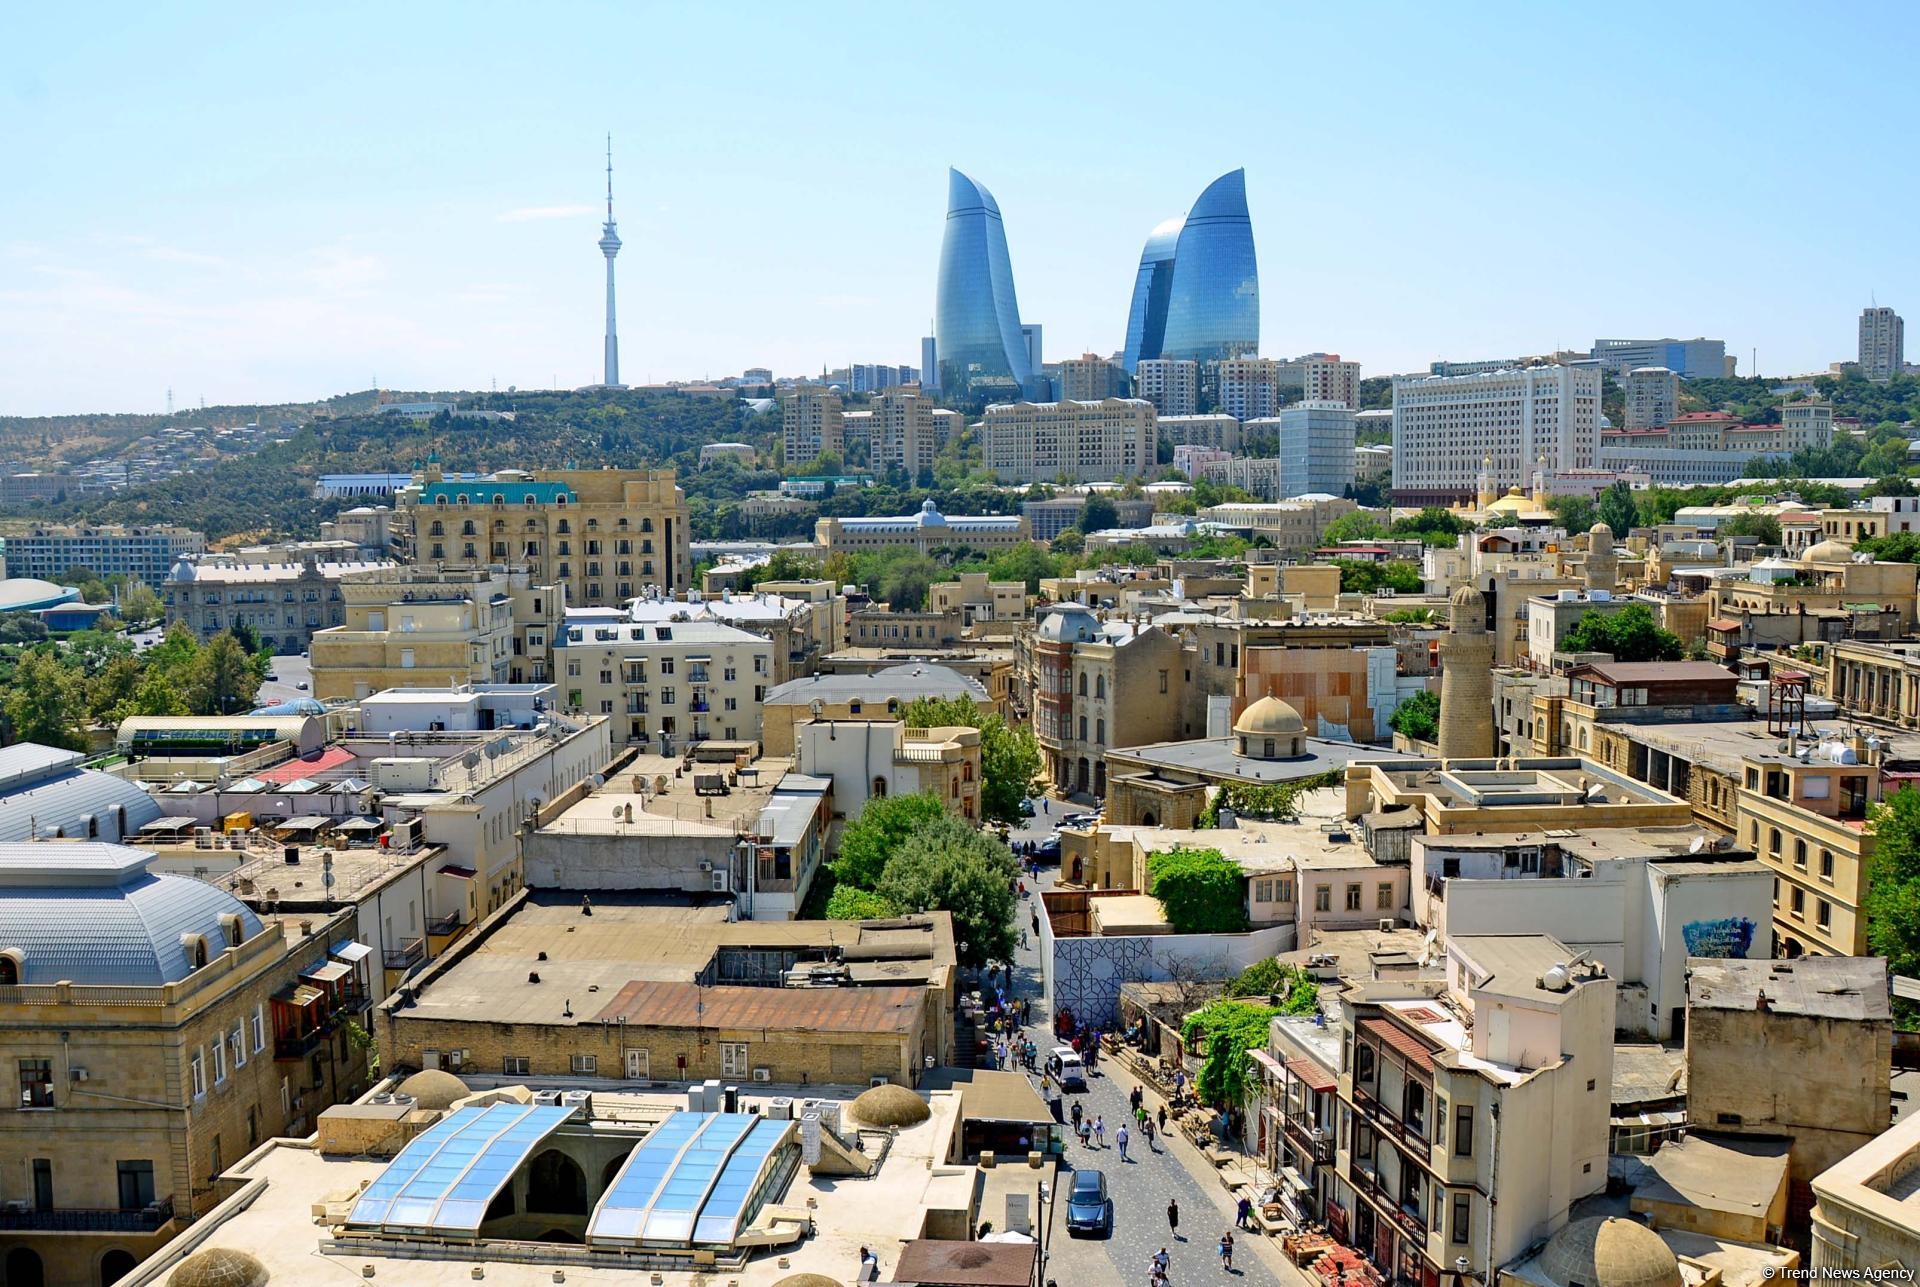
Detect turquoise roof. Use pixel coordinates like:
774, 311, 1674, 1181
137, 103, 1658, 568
418, 481, 576, 505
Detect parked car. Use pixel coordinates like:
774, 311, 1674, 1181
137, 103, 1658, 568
1064, 1169, 1112, 1236
1034, 835, 1062, 862
1062, 812, 1100, 829
1045, 1047, 1087, 1092
296, 681, 310, 690
1018, 798, 1036, 818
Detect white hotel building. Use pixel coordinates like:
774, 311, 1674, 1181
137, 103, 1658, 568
1390, 365, 1602, 505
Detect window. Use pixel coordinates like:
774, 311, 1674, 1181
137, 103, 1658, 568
721, 1043, 749, 1078
1376, 882, 1393, 910
1817, 899, 1831, 929
1314, 887, 1331, 913
1452, 1192, 1470, 1244
252, 1006, 265, 1054
1344, 884, 1362, 912
571, 1054, 598, 1075
190, 1048, 206, 1099
231, 1026, 246, 1069
117, 1160, 156, 1211
1791, 887, 1805, 917
1821, 849, 1835, 881
503, 1056, 531, 1076
212, 1038, 226, 1086
1794, 839, 1807, 869
18, 1058, 53, 1108
1454, 1104, 1474, 1156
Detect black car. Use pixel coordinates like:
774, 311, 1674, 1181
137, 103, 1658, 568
1018, 798, 1036, 818
1064, 1169, 1112, 1237
1034, 835, 1062, 862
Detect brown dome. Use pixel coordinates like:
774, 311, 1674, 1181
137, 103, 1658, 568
170, 1247, 269, 1287
1232, 696, 1305, 739
850, 1082, 931, 1127
1537, 1217, 1681, 1287
773, 1276, 845, 1287
397, 1068, 468, 1110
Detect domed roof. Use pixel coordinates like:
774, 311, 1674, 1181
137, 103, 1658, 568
1233, 696, 1306, 739
773, 1276, 844, 1287
169, 1247, 268, 1287
0, 578, 83, 613
1451, 584, 1485, 609
0, 843, 263, 986
1803, 537, 1854, 564
850, 1082, 932, 1127
1537, 1217, 1681, 1287
1589, 521, 1615, 540
1035, 604, 1099, 643
1485, 487, 1536, 515
396, 1068, 469, 1110
916, 498, 948, 527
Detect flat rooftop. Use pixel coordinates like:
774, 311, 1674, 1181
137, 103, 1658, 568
1376, 758, 1681, 810
1636, 1132, 1791, 1219
1688, 956, 1890, 1021
1108, 735, 1377, 786
397, 893, 952, 1027
540, 752, 792, 839
1611, 1043, 1686, 1107
1415, 825, 1752, 866
1101, 790, 1377, 877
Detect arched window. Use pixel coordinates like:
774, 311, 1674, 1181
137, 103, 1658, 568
0, 957, 17, 985
1769, 827, 1782, 855
188, 937, 208, 970
1078, 674, 1088, 697
1794, 839, 1808, 867
872, 777, 887, 799
962, 763, 973, 782
849, 701, 862, 715
1095, 675, 1106, 698
462, 520, 476, 536
429, 520, 445, 536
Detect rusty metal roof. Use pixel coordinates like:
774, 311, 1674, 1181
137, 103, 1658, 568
1359, 1016, 1438, 1072
590, 979, 922, 1034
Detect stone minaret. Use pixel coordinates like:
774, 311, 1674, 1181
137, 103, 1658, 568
1476, 454, 1495, 511
1438, 584, 1495, 761
1586, 522, 1618, 592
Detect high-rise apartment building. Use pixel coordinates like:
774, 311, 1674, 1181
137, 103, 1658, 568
1624, 365, 1679, 430
1590, 337, 1730, 378
919, 336, 939, 392
1390, 365, 1602, 503
5, 524, 206, 586
780, 385, 844, 467
395, 466, 689, 607
1298, 354, 1361, 409
1157, 414, 1241, 453
980, 398, 1157, 484
557, 617, 771, 753
847, 364, 916, 394
1215, 357, 1285, 420
934, 170, 1033, 401
1134, 358, 1199, 416
1122, 169, 1259, 370
867, 387, 941, 481
1859, 306, 1904, 382
1245, 401, 1355, 497
1057, 353, 1128, 401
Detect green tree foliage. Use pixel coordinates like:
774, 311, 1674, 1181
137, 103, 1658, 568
184, 632, 264, 715
1548, 493, 1597, 535
1596, 481, 1639, 536
1719, 512, 1783, 544
1562, 603, 1685, 662
984, 544, 1059, 594
1320, 511, 1385, 544
832, 792, 948, 891
5, 649, 89, 750
1389, 508, 1467, 546
1181, 1000, 1282, 1106
825, 886, 896, 920
875, 814, 1018, 967
1330, 559, 1422, 594
1147, 847, 1249, 934
1223, 959, 1320, 1015
900, 695, 1041, 825
1389, 688, 1440, 742
1866, 786, 1920, 1026
1077, 495, 1120, 535
118, 581, 165, 625
1857, 531, 1920, 563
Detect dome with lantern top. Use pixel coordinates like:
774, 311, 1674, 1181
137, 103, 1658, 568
1234, 696, 1307, 760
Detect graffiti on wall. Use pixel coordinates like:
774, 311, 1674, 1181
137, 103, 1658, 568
1682, 916, 1756, 959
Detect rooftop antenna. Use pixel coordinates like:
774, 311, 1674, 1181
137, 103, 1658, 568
166, 387, 173, 416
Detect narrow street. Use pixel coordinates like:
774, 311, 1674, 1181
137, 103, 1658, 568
999, 847, 1311, 1287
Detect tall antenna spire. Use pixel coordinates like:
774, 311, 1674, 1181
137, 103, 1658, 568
598, 134, 624, 388
605, 132, 615, 221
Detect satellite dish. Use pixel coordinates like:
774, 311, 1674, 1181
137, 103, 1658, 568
1689, 835, 1706, 854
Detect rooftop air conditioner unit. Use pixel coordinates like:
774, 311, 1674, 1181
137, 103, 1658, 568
532, 1089, 562, 1107
1378, 918, 1394, 933
752, 1067, 772, 1083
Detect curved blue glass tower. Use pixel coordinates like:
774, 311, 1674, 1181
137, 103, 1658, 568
935, 169, 1033, 400
1122, 169, 1258, 371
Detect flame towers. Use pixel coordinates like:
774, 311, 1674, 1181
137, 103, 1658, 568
933, 169, 1034, 402
598, 136, 623, 388
1122, 169, 1259, 372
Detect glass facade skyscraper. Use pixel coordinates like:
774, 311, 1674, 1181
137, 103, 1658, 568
1121, 169, 1259, 372
934, 169, 1033, 401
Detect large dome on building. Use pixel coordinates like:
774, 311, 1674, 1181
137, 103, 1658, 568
1803, 537, 1854, 564
1536, 1217, 1682, 1287
1035, 603, 1100, 644
0, 842, 263, 986
169, 1246, 268, 1287
0, 578, 82, 613
1234, 696, 1307, 760
396, 1068, 469, 1111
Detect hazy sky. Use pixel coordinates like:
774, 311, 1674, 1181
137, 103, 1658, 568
4, 2, 1916, 416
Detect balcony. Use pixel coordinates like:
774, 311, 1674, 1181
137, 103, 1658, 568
0, 1197, 175, 1233
689, 701, 710, 713
276, 1026, 327, 1061
383, 938, 425, 972
426, 911, 461, 937
1282, 1114, 1335, 1164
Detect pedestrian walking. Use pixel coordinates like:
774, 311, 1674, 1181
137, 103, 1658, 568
1077, 1119, 1091, 1147
1143, 1116, 1157, 1151
1070, 1101, 1083, 1130
1236, 1196, 1252, 1230
1158, 1105, 1169, 1134
1116, 1124, 1130, 1160
1219, 1230, 1235, 1272
1154, 1248, 1171, 1276
1130, 1085, 1144, 1113
1167, 1198, 1180, 1239
1093, 1115, 1105, 1148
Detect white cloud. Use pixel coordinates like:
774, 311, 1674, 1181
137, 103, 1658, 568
496, 204, 599, 223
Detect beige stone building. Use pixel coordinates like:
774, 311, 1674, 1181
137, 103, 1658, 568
1827, 639, 1920, 729
780, 384, 843, 466
928, 571, 1026, 625
556, 617, 771, 753
865, 387, 941, 480
1736, 734, 1884, 958
979, 398, 1156, 484
1710, 539, 1918, 638
394, 466, 690, 606
1157, 413, 1241, 452
1194, 497, 1360, 557
1811, 1106, 1920, 1272
814, 501, 1028, 555
310, 567, 562, 701
164, 551, 393, 654
0, 842, 367, 1287
1030, 605, 1190, 798
760, 665, 992, 758
795, 719, 982, 824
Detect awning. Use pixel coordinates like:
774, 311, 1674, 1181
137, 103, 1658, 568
437, 864, 477, 880
139, 816, 199, 834
273, 983, 325, 1008
1249, 1049, 1286, 1078
330, 940, 374, 964
1281, 1165, 1312, 1193
1286, 1057, 1337, 1093
301, 960, 352, 985
275, 815, 333, 833
333, 816, 385, 832
1707, 618, 1742, 632
1359, 1017, 1437, 1072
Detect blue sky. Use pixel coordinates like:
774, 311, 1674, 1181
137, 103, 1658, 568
2, 2, 1915, 416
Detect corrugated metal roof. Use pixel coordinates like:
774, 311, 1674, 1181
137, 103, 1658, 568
591, 979, 921, 1034
0, 749, 163, 844
1359, 1017, 1437, 1072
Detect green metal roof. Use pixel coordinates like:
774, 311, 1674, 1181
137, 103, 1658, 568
419, 481, 576, 505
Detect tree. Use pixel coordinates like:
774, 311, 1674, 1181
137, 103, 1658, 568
185, 631, 260, 715
875, 815, 1018, 967
1077, 495, 1120, 535
1148, 847, 1249, 934
1388, 689, 1440, 742
5, 649, 88, 750
1050, 529, 1085, 555
1596, 481, 1639, 537
1562, 603, 1685, 662
1858, 531, 1920, 563
901, 695, 1041, 824
825, 886, 896, 920
118, 580, 164, 625
1389, 508, 1466, 546
87, 653, 143, 723
1330, 559, 1422, 594
832, 792, 948, 890
1181, 1000, 1282, 1106
1320, 511, 1385, 544
1866, 786, 1920, 1026
1548, 493, 1597, 535
984, 544, 1059, 594
1718, 512, 1783, 545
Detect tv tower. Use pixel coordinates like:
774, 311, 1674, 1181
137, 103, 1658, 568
598, 135, 624, 388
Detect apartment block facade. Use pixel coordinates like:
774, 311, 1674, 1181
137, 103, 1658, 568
6, 524, 206, 587
865, 387, 941, 480
1390, 365, 1602, 504
310, 567, 562, 701
980, 398, 1157, 484
557, 617, 772, 752
1859, 306, 1904, 382
1133, 358, 1199, 416
780, 385, 845, 466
